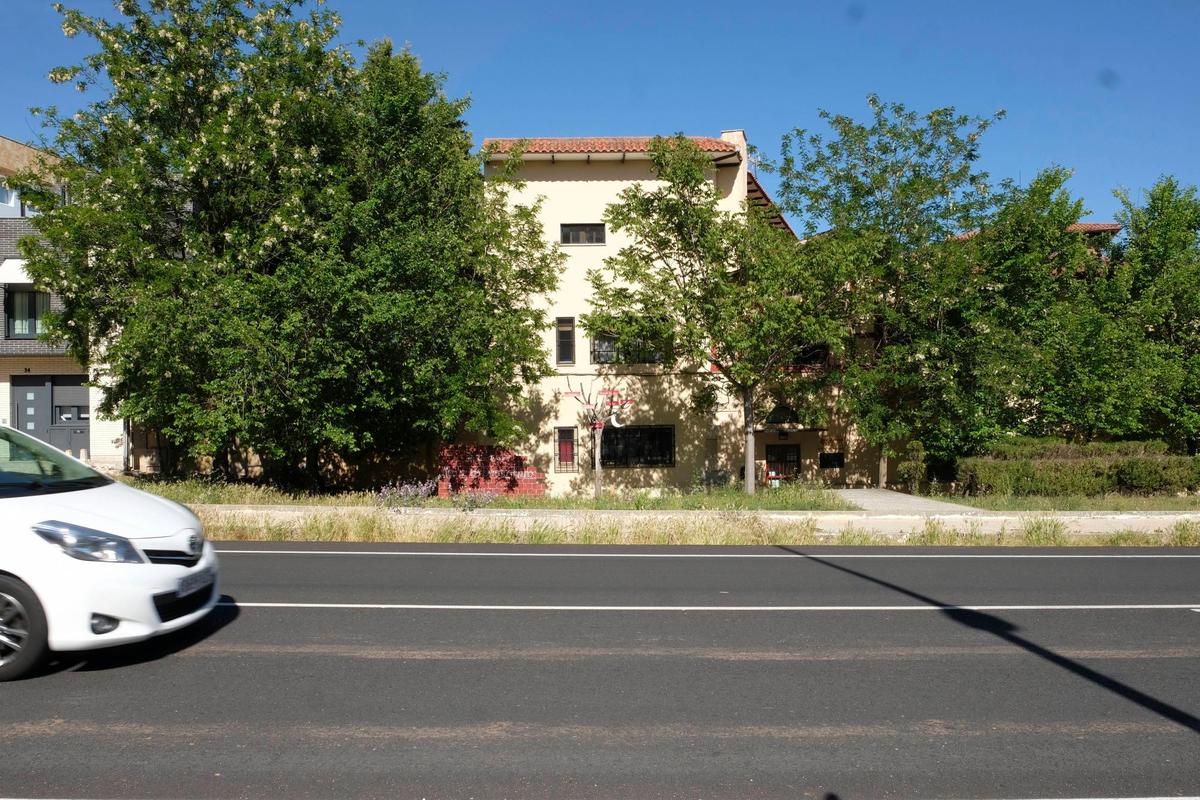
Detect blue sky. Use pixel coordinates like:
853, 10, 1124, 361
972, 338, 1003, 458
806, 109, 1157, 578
4, 0, 1198, 221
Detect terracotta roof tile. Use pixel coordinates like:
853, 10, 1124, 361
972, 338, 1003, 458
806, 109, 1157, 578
1066, 222, 1122, 233
483, 136, 738, 155
956, 222, 1121, 240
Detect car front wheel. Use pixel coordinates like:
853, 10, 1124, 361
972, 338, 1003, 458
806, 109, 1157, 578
0, 576, 49, 682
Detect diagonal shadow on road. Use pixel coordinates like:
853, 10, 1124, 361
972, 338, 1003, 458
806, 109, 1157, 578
775, 547, 1200, 735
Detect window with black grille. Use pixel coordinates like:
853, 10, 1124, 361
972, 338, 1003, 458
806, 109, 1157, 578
555, 427, 578, 472
766, 444, 801, 478
600, 425, 674, 468
590, 332, 669, 365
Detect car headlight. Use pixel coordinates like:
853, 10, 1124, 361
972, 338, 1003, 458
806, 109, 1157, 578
33, 521, 145, 564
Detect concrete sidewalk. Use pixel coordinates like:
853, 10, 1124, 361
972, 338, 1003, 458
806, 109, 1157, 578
830, 488, 978, 513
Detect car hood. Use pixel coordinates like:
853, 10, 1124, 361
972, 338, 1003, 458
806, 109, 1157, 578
1, 481, 201, 540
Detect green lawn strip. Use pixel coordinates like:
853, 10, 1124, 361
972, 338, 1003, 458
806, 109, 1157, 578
123, 477, 854, 512
943, 493, 1200, 512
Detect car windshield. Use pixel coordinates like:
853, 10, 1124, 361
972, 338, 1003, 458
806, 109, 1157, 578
0, 426, 112, 497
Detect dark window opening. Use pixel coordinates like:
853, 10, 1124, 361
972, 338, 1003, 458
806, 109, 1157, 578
556, 317, 575, 365
5, 289, 50, 339
591, 332, 669, 365
766, 444, 801, 479
560, 223, 605, 245
819, 451, 845, 469
555, 427, 578, 472
765, 404, 800, 425
788, 343, 830, 369
600, 425, 674, 468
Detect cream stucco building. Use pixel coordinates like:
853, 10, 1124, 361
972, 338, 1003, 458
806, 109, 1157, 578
482, 132, 882, 495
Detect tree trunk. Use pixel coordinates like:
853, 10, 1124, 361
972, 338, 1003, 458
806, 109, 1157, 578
593, 424, 603, 500
742, 387, 756, 495
878, 450, 889, 489
121, 418, 131, 474
305, 445, 322, 490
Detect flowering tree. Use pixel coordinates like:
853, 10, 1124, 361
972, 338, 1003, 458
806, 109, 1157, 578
563, 378, 632, 500
14, 1, 561, 483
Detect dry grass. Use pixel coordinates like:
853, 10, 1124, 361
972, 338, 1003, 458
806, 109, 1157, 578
197, 510, 1200, 548
129, 477, 854, 512
946, 493, 1200, 512
197, 509, 825, 546
123, 477, 378, 507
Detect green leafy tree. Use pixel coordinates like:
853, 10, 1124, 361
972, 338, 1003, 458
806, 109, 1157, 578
776, 96, 1005, 473
13, 2, 561, 482
1115, 177, 1200, 452
585, 136, 851, 493
975, 169, 1174, 443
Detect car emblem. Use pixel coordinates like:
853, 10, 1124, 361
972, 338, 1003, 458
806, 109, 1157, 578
187, 533, 202, 557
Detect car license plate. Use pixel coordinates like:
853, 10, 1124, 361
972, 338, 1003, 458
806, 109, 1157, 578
177, 567, 215, 598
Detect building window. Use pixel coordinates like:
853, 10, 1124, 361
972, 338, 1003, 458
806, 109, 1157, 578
591, 333, 618, 364
787, 343, 830, 370
765, 404, 801, 425
55, 406, 91, 424
555, 427, 578, 472
766, 444, 801, 479
5, 289, 50, 338
819, 451, 845, 469
590, 332, 669, 365
556, 317, 575, 365
601, 425, 675, 468
0, 186, 15, 206
560, 223, 605, 245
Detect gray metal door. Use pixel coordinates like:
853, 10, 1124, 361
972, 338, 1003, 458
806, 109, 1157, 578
12, 376, 51, 443
12, 375, 90, 457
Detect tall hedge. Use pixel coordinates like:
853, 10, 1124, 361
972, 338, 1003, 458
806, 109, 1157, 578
958, 454, 1200, 496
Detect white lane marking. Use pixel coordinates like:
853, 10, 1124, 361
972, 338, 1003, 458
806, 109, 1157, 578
214, 549, 1200, 559
219, 602, 1200, 612
5, 796, 1199, 800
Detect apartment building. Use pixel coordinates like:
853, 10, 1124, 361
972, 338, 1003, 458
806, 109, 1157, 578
0, 134, 124, 469
477, 131, 881, 495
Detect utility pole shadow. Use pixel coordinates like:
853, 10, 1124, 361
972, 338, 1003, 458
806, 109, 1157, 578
775, 547, 1200, 735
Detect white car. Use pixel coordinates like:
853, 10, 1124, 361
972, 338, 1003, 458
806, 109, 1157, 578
0, 424, 218, 681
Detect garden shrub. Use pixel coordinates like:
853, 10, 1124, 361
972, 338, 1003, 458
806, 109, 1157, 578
983, 437, 1169, 460
1113, 457, 1200, 495
895, 441, 927, 494
958, 454, 1200, 496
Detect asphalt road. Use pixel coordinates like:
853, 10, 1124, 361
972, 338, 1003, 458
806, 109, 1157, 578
2, 543, 1199, 799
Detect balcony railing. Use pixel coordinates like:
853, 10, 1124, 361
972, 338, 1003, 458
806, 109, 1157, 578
590, 336, 669, 365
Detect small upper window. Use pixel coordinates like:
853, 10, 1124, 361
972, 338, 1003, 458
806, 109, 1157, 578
561, 224, 605, 245
556, 317, 575, 365
5, 289, 50, 339
0, 186, 15, 206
